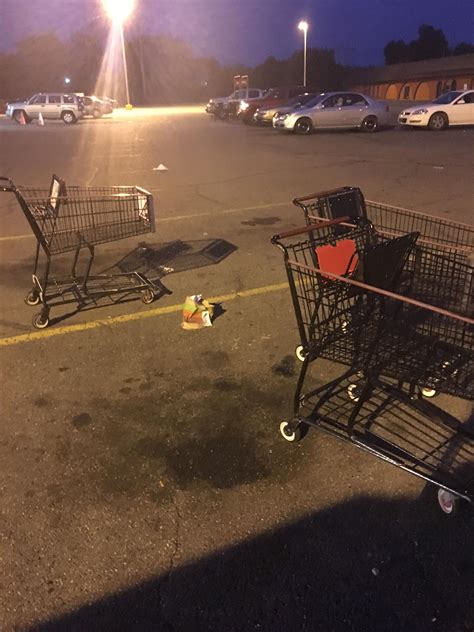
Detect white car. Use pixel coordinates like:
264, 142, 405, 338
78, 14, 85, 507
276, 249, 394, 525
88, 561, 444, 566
398, 90, 474, 130
273, 92, 390, 134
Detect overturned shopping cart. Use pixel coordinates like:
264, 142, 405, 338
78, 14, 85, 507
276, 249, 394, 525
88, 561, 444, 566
1, 175, 161, 328
271, 215, 473, 513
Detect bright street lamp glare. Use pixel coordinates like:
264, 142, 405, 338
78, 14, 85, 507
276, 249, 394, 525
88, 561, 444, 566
102, 0, 135, 24
298, 20, 309, 32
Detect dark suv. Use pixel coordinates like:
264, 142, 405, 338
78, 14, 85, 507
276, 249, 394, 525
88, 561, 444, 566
237, 86, 309, 123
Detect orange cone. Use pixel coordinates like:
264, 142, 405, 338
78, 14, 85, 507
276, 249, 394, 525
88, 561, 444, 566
18, 111, 26, 125
38, 112, 44, 126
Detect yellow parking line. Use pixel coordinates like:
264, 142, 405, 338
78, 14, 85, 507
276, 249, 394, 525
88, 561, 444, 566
0, 282, 289, 347
0, 201, 290, 243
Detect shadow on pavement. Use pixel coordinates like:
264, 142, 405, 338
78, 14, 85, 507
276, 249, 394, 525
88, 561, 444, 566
31, 495, 473, 632
112, 238, 238, 277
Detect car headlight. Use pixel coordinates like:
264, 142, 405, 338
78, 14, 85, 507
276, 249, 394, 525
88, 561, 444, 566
275, 113, 287, 120
240, 100, 249, 111
412, 108, 428, 115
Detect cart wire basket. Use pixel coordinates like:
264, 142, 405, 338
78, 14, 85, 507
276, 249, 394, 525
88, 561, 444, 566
292, 186, 474, 399
1, 175, 160, 328
271, 216, 474, 513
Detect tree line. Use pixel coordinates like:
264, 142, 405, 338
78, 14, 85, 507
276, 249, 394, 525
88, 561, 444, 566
0, 25, 348, 105
0, 23, 472, 105
384, 24, 473, 64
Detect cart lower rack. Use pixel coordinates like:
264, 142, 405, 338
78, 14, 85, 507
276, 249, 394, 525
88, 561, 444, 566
272, 217, 474, 514
1, 175, 161, 328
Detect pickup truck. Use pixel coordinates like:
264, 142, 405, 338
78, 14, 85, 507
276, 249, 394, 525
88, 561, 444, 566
238, 86, 310, 124
205, 88, 266, 119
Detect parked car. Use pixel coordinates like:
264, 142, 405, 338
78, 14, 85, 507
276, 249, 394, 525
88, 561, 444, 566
398, 90, 474, 130
6, 93, 83, 124
205, 88, 266, 118
254, 92, 318, 125
273, 92, 390, 134
98, 96, 118, 108
238, 86, 309, 123
78, 95, 114, 118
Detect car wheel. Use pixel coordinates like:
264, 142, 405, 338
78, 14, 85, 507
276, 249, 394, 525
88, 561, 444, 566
92, 108, 102, 119
61, 111, 77, 125
428, 112, 448, 131
361, 115, 379, 132
294, 117, 313, 135
13, 109, 29, 124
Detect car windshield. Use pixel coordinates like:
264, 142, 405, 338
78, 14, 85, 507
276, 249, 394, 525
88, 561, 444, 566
302, 94, 325, 108
263, 89, 277, 98
432, 91, 463, 104
288, 93, 316, 106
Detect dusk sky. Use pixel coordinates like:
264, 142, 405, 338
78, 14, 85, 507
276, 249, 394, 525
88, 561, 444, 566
1, 0, 473, 67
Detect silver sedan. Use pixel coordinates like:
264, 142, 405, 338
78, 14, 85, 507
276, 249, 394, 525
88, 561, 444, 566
273, 92, 390, 134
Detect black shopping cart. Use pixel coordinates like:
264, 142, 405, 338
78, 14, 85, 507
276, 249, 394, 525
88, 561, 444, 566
1, 175, 161, 328
271, 217, 474, 514
293, 186, 473, 264
292, 186, 474, 399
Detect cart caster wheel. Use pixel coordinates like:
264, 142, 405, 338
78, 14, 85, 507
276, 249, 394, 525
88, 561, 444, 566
347, 383, 362, 402
25, 291, 40, 306
295, 345, 307, 362
279, 421, 306, 442
141, 289, 155, 304
32, 312, 49, 329
421, 386, 437, 398
437, 488, 458, 515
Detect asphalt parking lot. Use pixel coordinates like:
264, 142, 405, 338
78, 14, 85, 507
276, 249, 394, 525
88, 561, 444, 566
0, 108, 473, 631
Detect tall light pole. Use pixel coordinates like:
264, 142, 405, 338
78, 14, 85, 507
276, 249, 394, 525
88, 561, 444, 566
103, 0, 135, 108
298, 20, 309, 87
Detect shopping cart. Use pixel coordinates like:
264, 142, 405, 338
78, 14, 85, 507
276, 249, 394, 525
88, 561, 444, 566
271, 217, 474, 513
1, 175, 160, 328
293, 186, 473, 264
292, 186, 474, 399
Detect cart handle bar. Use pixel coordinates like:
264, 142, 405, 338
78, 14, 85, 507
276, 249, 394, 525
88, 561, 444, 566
293, 187, 357, 204
271, 216, 351, 243
0, 177, 16, 193
289, 258, 474, 326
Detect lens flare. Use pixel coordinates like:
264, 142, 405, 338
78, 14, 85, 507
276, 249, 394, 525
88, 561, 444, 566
102, 0, 135, 24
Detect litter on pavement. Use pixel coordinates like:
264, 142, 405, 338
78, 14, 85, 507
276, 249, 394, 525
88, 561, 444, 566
181, 295, 214, 329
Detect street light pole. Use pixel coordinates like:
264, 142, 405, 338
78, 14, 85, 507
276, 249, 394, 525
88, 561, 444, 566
119, 24, 131, 107
102, 0, 135, 108
298, 21, 309, 87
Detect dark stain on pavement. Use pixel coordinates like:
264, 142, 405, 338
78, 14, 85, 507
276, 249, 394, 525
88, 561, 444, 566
72, 413, 92, 429
213, 377, 240, 392
34, 397, 51, 408
205, 350, 231, 367
134, 424, 269, 490
48, 374, 301, 506
241, 216, 281, 227
138, 382, 153, 392
272, 355, 296, 377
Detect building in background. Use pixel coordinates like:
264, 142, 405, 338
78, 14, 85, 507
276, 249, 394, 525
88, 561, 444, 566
349, 54, 474, 101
